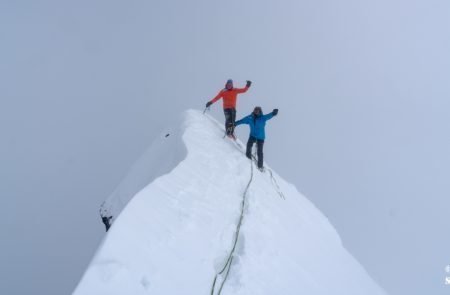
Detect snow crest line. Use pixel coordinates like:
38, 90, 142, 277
210, 159, 254, 295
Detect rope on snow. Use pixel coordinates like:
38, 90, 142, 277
210, 160, 254, 295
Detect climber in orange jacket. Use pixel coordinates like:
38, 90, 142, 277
206, 79, 252, 138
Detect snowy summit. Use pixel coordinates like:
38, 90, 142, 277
73, 110, 387, 295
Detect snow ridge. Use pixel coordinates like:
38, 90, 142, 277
73, 109, 387, 295
100, 115, 187, 224
210, 155, 254, 295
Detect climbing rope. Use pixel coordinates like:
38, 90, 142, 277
205, 110, 284, 294
210, 159, 254, 295
249, 151, 285, 200
267, 168, 286, 200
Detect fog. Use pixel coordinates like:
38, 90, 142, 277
1, 1, 449, 294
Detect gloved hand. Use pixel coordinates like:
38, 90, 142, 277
272, 109, 279, 116
206, 101, 212, 108
246, 80, 252, 88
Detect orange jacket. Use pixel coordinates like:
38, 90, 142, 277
210, 87, 249, 109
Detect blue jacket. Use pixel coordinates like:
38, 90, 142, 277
235, 112, 275, 140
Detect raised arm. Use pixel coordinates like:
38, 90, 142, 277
234, 80, 252, 94
234, 87, 249, 94
263, 109, 278, 121
263, 113, 274, 121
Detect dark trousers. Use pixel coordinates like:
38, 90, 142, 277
246, 136, 264, 168
224, 108, 236, 136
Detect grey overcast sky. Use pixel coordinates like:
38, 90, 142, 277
1, 1, 449, 294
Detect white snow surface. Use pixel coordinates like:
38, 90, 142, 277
74, 109, 387, 295
99, 114, 186, 222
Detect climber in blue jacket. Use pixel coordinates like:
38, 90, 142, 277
235, 106, 279, 170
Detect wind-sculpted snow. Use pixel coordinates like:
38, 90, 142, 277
100, 116, 187, 223
74, 110, 387, 295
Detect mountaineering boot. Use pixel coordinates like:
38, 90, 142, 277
227, 133, 236, 140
